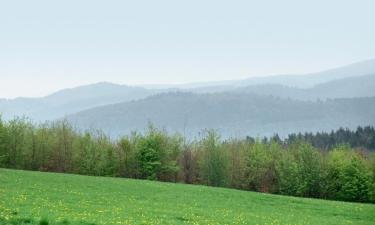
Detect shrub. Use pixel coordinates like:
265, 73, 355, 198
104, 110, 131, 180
326, 145, 374, 202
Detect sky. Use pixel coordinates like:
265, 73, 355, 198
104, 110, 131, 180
1, 0, 375, 98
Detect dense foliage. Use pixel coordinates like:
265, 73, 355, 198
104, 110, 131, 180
279, 126, 375, 150
0, 117, 374, 203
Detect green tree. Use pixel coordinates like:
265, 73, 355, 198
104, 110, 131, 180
6, 118, 31, 168
199, 130, 228, 187
98, 134, 117, 176
292, 142, 324, 197
74, 132, 99, 175
34, 123, 54, 171
370, 152, 375, 202
178, 146, 198, 184
137, 128, 162, 180
136, 125, 181, 181
246, 140, 279, 193
0, 116, 9, 166
51, 120, 75, 172
226, 139, 248, 189
276, 141, 324, 197
117, 134, 139, 178
276, 149, 300, 195
327, 145, 373, 202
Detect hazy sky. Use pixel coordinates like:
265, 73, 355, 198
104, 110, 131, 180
1, 0, 375, 98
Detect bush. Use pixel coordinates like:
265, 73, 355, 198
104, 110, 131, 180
326, 145, 374, 202
199, 130, 228, 187
246, 141, 279, 193
1, 116, 374, 203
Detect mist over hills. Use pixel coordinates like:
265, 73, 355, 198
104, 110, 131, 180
149, 58, 375, 89
1, 59, 375, 138
234, 73, 375, 100
67, 92, 375, 138
0, 83, 157, 121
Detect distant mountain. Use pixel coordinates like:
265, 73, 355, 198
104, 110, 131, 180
1, 59, 375, 122
149, 58, 375, 89
240, 58, 375, 88
234, 73, 375, 100
0, 82, 156, 121
66, 92, 375, 138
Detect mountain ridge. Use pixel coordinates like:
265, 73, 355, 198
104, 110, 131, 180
66, 92, 375, 138
1, 59, 375, 122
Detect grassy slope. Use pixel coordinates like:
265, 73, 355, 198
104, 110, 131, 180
0, 169, 374, 225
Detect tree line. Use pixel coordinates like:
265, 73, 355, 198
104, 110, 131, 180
276, 126, 375, 150
0, 117, 374, 203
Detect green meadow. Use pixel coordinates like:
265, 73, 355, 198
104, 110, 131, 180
1, 169, 374, 225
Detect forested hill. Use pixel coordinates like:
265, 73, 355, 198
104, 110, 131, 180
66, 92, 375, 138
233, 73, 375, 100
1, 59, 375, 122
151, 58, 375, 89
0, 83, 157, 121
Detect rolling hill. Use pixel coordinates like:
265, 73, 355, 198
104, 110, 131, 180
234, 73, 375, 100
1, 59, 375, 122
0, 82, 157, 121
1, 169, 374, 225
66, 92, 375, 138
156, 58, 375, 89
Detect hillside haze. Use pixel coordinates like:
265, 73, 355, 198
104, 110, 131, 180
1, 59, 375, 138
67, 92, 375, 138
155, 58, 375, 89
234, 73, 375, 100
0, 83, 157, 121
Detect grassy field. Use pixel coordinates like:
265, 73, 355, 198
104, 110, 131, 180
0, 169, 374, 225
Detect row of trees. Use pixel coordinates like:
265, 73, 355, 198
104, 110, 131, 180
261, 126, 375, 151
0, 117, 374, 203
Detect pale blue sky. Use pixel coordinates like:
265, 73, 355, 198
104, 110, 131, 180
1, 0, 375, 98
